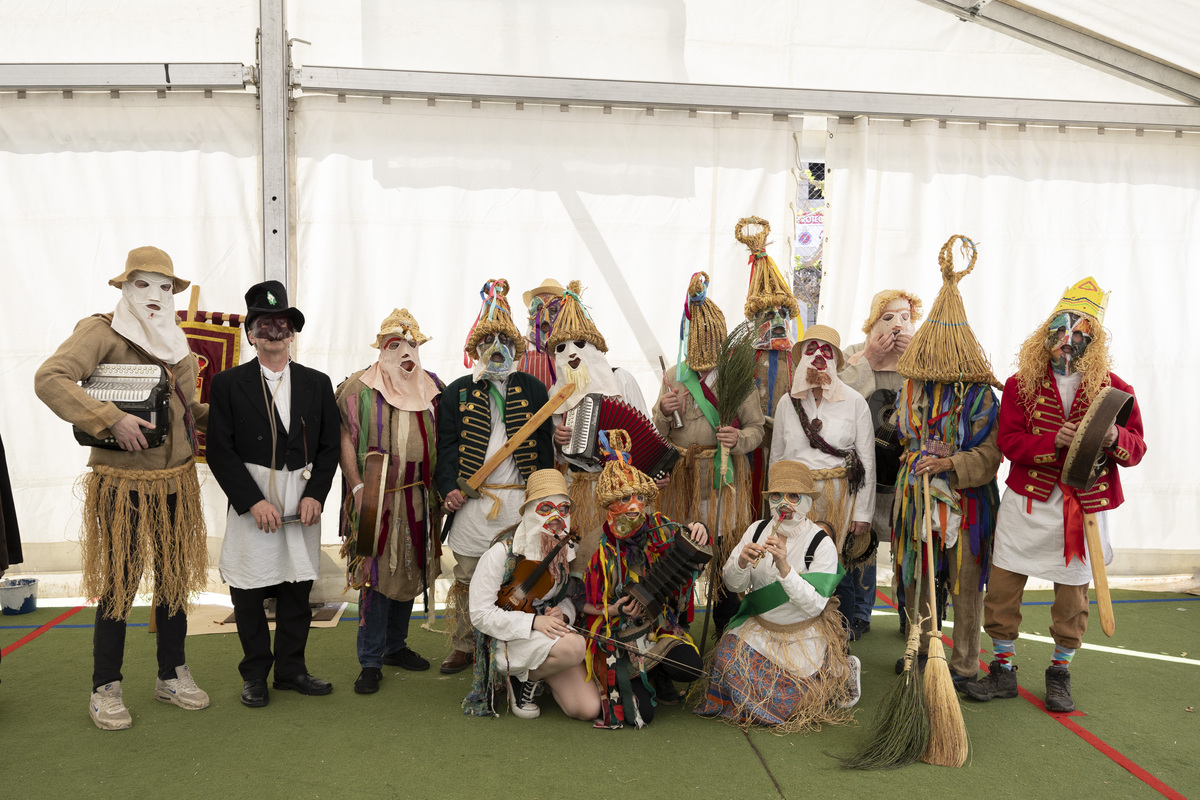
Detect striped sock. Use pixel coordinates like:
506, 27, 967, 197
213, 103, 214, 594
992, 638, 1016, 671
1052, 644, 1076, 668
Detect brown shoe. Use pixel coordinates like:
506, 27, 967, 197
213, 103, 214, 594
439, 649, 474, 674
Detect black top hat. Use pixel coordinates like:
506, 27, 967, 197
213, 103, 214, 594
244, 280, 305, 332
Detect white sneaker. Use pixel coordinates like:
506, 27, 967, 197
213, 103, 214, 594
90, 682, 133, 730
508, 676, 542, 719
155, 665, 210, 710
841, 655, 862, 708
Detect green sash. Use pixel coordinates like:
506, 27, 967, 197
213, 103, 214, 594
678, 366, 733, 489
725, 565, 845, 632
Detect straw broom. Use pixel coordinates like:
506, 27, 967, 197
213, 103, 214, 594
838, 560, 929, 770
920, 471, 970, 767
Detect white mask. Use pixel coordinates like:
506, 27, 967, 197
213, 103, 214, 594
551, 339, 619, 408
867, 298, 916, 372
512, 492, 573, 582
110, 270, 189, 363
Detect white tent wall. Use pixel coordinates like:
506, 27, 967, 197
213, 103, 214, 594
294, 96, 798, 540
0, 92, 263, 576
823, 116, 1200, 574
286, 0, 1175, 104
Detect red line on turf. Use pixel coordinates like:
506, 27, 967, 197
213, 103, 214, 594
0, 601, 91, 658
874, 589, 1185, 799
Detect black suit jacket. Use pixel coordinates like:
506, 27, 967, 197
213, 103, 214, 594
206, 358, 341, 516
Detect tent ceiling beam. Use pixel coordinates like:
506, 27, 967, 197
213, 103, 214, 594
916, 0, 1200, 104
293, 67, 1200, 131
0, 63, 251, 91
258, 0, 290, 286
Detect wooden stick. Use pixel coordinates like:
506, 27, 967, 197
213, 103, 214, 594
1084, 511, 1116, 637
658, 355, 683, 429
457, 383, 575, 498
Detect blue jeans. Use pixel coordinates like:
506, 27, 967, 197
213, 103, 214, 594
834, 561, 877, 625
357, 588, 415, 669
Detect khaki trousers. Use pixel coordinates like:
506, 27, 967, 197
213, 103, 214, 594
982, 565, 1090, 650
905, 537, 984, 679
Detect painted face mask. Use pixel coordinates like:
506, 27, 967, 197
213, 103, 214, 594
121, 270, 176, 323
527, 296, 562, 353
753, 305, 794, 351
871, 299, 915, 341
606, 493, 647, 539
250, 313, 295, 343
799, 340, 835, 387
514, 493, 572, 575
1046, 312, 1093, 375
476, 332, 515, 381
553, 338, 618, 401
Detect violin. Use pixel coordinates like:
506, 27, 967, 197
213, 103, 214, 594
496, 530, 581, 614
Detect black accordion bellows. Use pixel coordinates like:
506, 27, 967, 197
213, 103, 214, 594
625, 534, 711, 619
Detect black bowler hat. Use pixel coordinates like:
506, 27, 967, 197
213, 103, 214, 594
244, 280, 305, 333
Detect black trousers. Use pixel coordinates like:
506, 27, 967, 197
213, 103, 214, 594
229, 580, 313, 681
634, 642, 705, 724
92, 492, 187, 690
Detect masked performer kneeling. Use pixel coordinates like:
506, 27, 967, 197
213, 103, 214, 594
463, 469, 601, 721
695, 460, 859, 731
581, 433, 709, 729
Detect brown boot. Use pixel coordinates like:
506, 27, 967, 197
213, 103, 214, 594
439, 649, 474, 674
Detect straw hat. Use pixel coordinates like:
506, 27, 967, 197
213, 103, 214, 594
522, 278, 566, 312
108, 246, 190, 293
547, 280, 608, 353
896, 235, 1000, 388
736, 217, 799, 319
519, 469, 570, 514
791, 323, 845, 370
683, 272, 727, 373
595, 430, 659, 507
762, 460, 820, 497
464, 278, 526, 360
371, 308, 430, 348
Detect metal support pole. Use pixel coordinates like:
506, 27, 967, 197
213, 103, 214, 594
258, 0, 289, 285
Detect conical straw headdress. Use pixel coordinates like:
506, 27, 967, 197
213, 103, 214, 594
594, 430, 659, 507
463, 278, 526, 360
897, 235, 1000, 388
546, 280, 608, 353
682, 271, 727, 373
736, 216, 799, 319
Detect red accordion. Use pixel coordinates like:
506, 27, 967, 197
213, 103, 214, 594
562, 393, 680, 481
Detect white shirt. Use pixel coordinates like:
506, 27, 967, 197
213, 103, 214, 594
722, 518, 838, 676
770, 388, 876, 523
447, 377, 523, 558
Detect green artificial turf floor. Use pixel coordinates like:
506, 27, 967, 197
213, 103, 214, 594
1, 588, 1196, 800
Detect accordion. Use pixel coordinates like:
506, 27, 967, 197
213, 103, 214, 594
72, 363, 170, 450
625, 533, 711, 620
562, 393, 681, 481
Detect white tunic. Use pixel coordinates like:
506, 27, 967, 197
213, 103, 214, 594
769, 386, 876, 524
722, 519, 838, 677
469, 540, 578, 681
447, 377, 523, 558
992, 369, 1112, 586
218, 364, 322, 589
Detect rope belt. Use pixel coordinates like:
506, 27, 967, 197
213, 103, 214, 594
479, 482, 525, 520
807, 466, 848, 481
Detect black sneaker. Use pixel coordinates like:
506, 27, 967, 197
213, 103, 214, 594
1044, 666, 1075, 712
382, 647, 431, 671
848, 618, 871, 641
894, 653, 928, 675
354, 667, 382, 695
964, 660, 1018, 701
951, 671, 976, 693
507, 676, 541, 719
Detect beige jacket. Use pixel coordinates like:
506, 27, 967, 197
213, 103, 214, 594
651, 364, 765, 455
34, 315, 208, 472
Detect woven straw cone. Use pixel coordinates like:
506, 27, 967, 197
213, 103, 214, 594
897, 235, 1000, 388
595, 430, 659, 507
547, 279, 608, 353
372, 308, 431, 348
686, 271, 727, 372
737, 216, 799, 319
465, 279, 526, 359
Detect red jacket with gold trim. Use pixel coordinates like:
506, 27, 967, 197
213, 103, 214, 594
998, 368, 1145, 513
